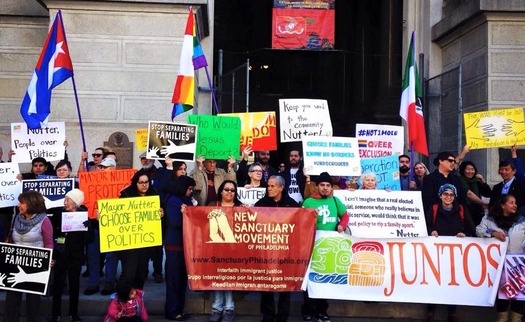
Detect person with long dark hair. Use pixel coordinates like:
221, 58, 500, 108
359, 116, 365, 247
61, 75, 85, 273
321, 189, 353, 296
477, 194, 525, 322
458, 161, 492, 226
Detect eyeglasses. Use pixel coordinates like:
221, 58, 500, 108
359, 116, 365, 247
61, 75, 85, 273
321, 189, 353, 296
223, 188, 236, 193
441, 192, 455, 197
250, 170, 263, 173
137, 181, 149, 185
446, 159, 456, 163
92, 153, 103, 157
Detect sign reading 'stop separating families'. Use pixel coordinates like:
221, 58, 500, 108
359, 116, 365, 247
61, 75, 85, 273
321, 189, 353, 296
0, 163, 21, 207
355, 124, 404, 159
22, 179, 74, 209
279, 99, 333, 142
11, 122, 66, 163
146, 121, 197, 161
219, 112, 277, 151
188, 115, 241, 160
464, 108, 525, 149
302, 136, 361, 176
0, 242, 53, 295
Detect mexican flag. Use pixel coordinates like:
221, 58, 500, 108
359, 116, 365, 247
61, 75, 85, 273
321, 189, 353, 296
399, 32, 428, 156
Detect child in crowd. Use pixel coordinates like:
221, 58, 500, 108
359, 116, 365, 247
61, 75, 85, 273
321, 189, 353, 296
104, 282, 148, 322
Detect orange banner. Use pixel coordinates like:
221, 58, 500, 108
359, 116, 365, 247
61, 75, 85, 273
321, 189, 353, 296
78, 169, 136, 218
219, 112, 277, 151
184, 206, 316, 291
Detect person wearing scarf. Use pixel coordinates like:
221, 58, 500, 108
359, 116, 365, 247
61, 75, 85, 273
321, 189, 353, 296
5, 190, 53, 322
459, 161, 492, 226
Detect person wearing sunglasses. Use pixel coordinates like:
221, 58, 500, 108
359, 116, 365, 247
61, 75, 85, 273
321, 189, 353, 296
78, 147, 107, 172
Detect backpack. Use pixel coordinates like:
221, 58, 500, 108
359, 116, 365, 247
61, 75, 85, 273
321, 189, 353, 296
432, 204, 464, 225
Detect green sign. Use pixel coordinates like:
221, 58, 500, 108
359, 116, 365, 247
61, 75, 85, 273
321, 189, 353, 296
187, 115, 241, 160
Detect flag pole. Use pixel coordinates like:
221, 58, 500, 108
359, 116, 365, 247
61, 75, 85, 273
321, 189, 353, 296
409, 142, 414, 182
57, 10, 89, 171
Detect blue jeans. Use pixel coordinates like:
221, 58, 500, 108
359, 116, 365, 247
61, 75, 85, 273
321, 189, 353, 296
104, 252, 118, 287
211, 290, 234, 312
87, 228, 100, 288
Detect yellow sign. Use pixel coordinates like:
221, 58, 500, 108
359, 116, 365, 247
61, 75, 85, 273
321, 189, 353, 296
135, 128, 148, 150
97, 196, 162, 252
464, 107, 525, 149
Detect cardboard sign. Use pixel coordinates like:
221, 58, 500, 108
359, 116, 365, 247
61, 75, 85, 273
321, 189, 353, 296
10, 122, 66, 163
302, 136, 361, 176
219, 112, 277, 151
498, 254, 525, 300
135, 128, 148, 151
98, 196, 162, 252
0, 242, 53, 295
333, 190, 427, 238
237, 187, 266, 206
355, 124, 404, 159
464, 107, 525, 149
303, 232, 506, 307
146, 121, 197, 161
0, 163, 21, 207
279, 99, 333, 142
187, 115, 241, 159
360, 155, 401, 190
184, 206, 317, 291
78, 169, 137, 219
22, 179, 74, 209
61, 211, 89, 232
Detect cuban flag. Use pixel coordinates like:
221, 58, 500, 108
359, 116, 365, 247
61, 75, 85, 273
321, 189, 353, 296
20, 11, 73, 129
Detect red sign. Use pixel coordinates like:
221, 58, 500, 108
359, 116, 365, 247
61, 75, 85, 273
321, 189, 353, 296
184, 206, 317, 291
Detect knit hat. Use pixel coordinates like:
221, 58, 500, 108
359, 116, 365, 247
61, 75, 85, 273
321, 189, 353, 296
438, 184, 457, 197
316, 172, 333, 185
66, 189, 84, 206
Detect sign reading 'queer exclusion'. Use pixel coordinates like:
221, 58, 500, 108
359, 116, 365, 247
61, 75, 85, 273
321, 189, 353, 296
0, 163, 21, 207
11, 122, 66, 163
279, 99, 333, 142
302, 136, 361, 176
146, 121, 197, 161
188, 115, 241, 160
355, 123, 404, 159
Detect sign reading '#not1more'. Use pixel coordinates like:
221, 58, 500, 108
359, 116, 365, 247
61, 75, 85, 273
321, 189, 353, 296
279, 99, 333, 142
146, 121, 197, 161
0, 242, 53, 295
0, 163, 21, 207
355, 123, 404, 159
98, 196, 162, 252
302, 136, 361, 176
11, 122, 66, 163
22, 178, 74, 209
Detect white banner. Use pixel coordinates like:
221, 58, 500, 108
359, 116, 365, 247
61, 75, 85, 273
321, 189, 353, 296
302, 136, 361, 176
0, 163, 21, 207
11, 122, 66, 163
498, 254, 525, 300
279, 99, 333, 142
333, 190, 427, 238
237, 187, 266, 206
303, 231, 507, 306
355, 124, 404, 159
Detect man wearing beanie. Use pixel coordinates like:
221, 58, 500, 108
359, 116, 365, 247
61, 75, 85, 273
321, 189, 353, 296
301, 172, 349, 322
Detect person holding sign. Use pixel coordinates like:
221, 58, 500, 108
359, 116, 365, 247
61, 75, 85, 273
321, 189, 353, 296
49, 189, 93, 322
164, 175, 196, 321
425, 184, 473, 322
301, 172, 349, 322
190, 156, 236, 206
476, 194, 525, 322
490, 145, 525, 211
458, 161, 492, 226
4, 190, 53, 322
359, 172, 378, 190
244, 163, 267, 189
237, 146, 277, 186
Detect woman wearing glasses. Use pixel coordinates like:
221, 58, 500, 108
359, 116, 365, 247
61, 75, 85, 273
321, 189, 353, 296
78, 147, 107, 173
244, 162, 267, 189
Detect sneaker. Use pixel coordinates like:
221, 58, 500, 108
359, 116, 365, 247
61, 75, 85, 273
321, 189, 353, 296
209, 310, 222, 322
83, 286, 99, 295
316, 313, 331, 322
303, 315, 314, 321
70, 315, 82, 322
222, 310, 234, 322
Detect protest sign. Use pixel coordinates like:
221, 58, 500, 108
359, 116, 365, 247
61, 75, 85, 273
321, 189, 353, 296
22, 178, 74, 209
303, 231, 506, 306
237, 187, 266, 206
61, 211, 89, 232
219, 112, 277, 151
360, 154, 400, 190
464, 107, 525, 149
355, 124, 404, 159
98, 196, 162, 252
146, 121, 197, 161
184, 206, 316, 291
135, 128, 148, 150
498, 254, 525, 300
10, 122, 66, 163
78, 169, 136, 218
279, 99, 333, 142
333, 190, 427, 238
188, 115, 241, 160
0, 242, 53, 295
302, 136, 361, 176
0, 163, 21, 207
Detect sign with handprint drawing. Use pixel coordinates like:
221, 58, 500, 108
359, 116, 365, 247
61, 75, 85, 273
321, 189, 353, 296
146, 121, 197, 161
464, 107, 525, 149
0, 242, 53, 295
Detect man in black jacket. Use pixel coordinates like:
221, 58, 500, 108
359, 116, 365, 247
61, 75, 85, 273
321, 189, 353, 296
280, 149, 306, 204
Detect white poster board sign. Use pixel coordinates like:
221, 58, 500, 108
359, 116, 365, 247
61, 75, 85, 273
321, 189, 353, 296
237, 187, 266, 206
302, 136, 361, 176
355, 124, 404, 159
11, 122, 66, 163
279, 99, 333, 142
61, 211, 89, 232
0, 163, 21, 207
